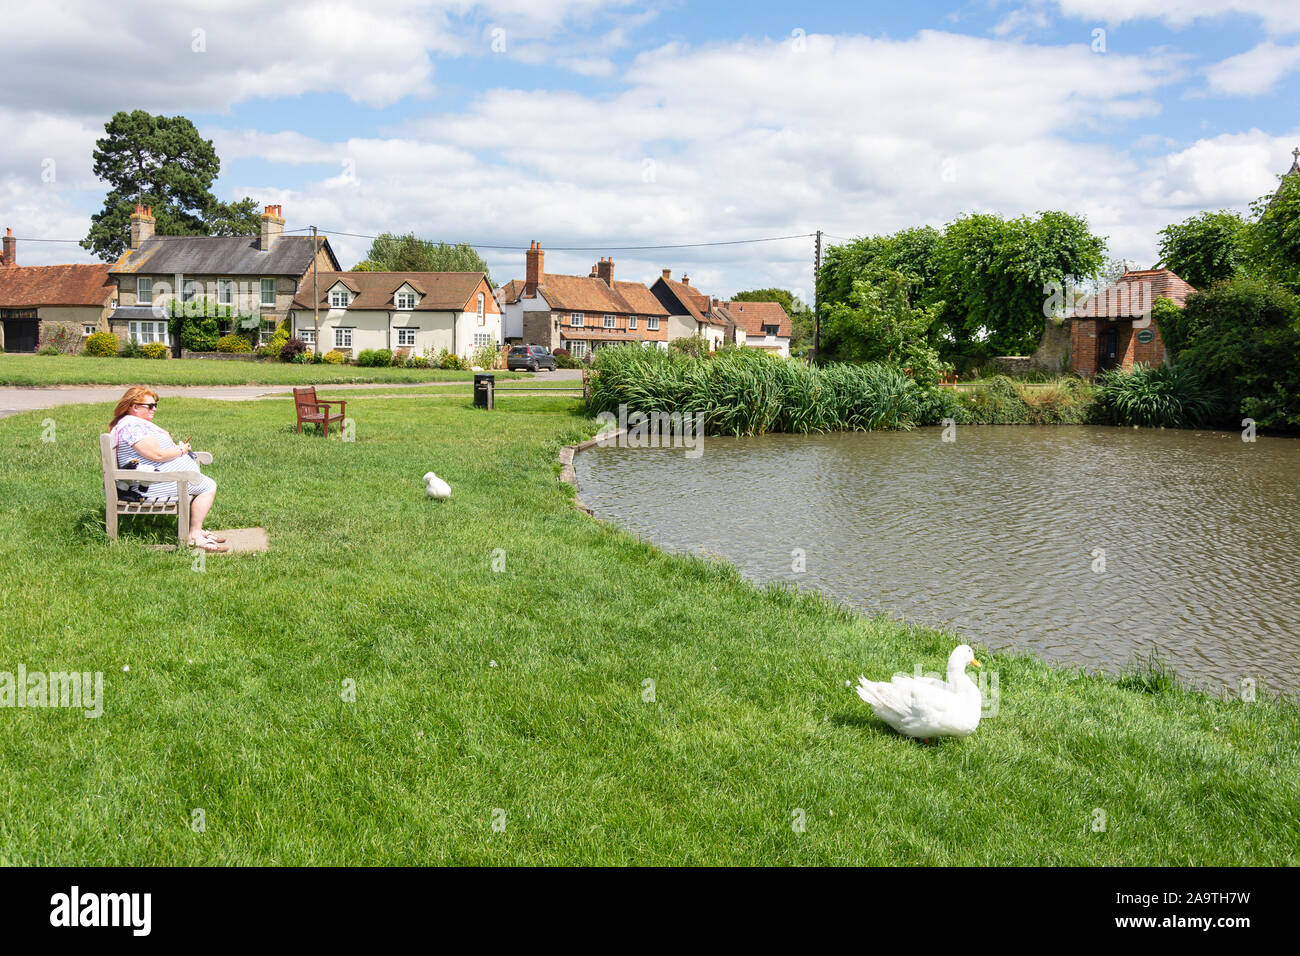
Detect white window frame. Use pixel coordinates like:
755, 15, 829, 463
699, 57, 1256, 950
330, 289, 350, 309
128, 320, 169, 345
82, 324, 98, 336
261, 278, 276, 307
334, 327, 353, 349
570, 312, 584, 327
217, 278, 234, 306
182, 279, 198, 303
473, 332, 492, 348
299, 328, 316, 346
603, 314, 616, 328
647, 317, 660, 330
395, 291, 415, 310
628, 315, 637, 330
137, 277, 153, 305
477, 292, 485, 325
570, 340, 588, 358
396, 327, 417, 347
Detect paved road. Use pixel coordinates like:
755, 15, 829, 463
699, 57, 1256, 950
0, 368, 584, 419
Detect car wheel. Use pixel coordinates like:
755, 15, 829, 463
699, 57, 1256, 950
529, 362, 538, 372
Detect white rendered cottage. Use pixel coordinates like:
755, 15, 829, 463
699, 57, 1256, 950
290, 271, 501, 359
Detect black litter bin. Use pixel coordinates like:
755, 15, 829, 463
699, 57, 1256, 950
473, 373, 495, 410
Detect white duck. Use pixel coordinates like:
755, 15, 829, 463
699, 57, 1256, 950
855, 645, 983, 741
423, 472, 451, 500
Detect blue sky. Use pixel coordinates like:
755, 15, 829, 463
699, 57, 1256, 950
3, 0, 1297, 298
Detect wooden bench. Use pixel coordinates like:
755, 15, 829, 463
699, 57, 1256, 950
293, 386, 346, 436
100, 433, 213, 545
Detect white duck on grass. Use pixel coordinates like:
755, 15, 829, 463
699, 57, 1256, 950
855, 644, 983, 742
423, 472, 451, 500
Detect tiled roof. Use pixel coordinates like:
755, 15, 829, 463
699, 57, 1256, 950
498, 278, 526, 305
718, 300, 792, 338
292, 271, 488, 311
656, 277, 729, 326
1068, 269, 1196, 319
538, 274, 635, 314
611, 280, 669, 316
0, 263, 114, 307
111, 235, 339, 276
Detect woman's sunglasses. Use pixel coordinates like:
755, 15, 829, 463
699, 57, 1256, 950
135, 402, 158, 409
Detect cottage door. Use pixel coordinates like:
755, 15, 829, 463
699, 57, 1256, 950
1099, 326, 1119, 371
2, 317, 39, 352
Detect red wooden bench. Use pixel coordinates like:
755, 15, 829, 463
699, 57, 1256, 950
293, 386, 346, 436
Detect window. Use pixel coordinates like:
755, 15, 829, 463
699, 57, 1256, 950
396, 328, 417, 347
647, 317, 660, 330
395, 291, 415, 310
137, 277, 153, 304
217, 279, 233, 306
473, 332, 493, 348
82, 325, 97, 336
763, 324, 780, 336
603, 314, 616, 328
299, 328, 316, 346
330, 289, 350, 309
570, 340, 588, 358
477, 292, 485, 325
570, 312, 585, 327
182, 280, 198, 303
261, 278, 276, 307
128, 320, 169, 345
628, 315, 637, 330
334, 327, 352, 349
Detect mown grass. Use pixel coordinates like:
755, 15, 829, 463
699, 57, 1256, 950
0, 354, 524, 387
0, 394, 1296, 865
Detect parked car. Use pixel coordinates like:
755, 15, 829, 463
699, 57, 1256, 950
507, 345, 557, 372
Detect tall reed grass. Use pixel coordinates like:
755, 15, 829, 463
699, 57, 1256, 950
1093, 364, 1219, 428
587, 345, 930, 436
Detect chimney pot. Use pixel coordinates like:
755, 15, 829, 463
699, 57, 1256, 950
682, 275, 690, 286
2, 227, 15, 268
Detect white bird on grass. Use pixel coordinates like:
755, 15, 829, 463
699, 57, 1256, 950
423, 472, 451, 500
855, 644, 983, 742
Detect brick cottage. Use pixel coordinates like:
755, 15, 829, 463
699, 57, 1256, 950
1068, 268, 1195, 377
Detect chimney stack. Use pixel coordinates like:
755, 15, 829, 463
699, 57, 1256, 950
596, 257, 614, 286
129, 204, 155, 250
1, 228, 14, 267
260, 204, 284, 251
682, 275, 690, 286
661, 268, 671, 280
525, 241, 545, 296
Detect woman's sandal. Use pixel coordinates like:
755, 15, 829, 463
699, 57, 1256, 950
202, 530, 228, 543
189, 538, 229, 553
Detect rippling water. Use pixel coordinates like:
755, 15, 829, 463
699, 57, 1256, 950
575, 426, 1300, 695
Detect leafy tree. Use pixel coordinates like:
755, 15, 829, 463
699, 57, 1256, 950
817, 227, 942, 312
820, 268, 947, 383
353, 233, 493, 284
1167, 277, 1300, 429
730, 288, 813, 352
1243, 173, 1300, 289
81, 110, 260, 260
1157, 210, 1248, 290
935, 211, 1105, 354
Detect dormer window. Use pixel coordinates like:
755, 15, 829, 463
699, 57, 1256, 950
763, 324, 780, 336
396, 291, 416, 310
330, 289, 350, 308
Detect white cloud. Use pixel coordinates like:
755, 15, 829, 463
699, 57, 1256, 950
1206, 41, 1300, 95
1051, 1, 1300, 35
1138, 129, 1298, 208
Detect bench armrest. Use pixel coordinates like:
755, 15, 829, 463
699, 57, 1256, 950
194, 451, 213, 465
114, 470, 202, 485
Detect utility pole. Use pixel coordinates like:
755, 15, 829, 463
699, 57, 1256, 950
312, 225, 320, 356
812, 229, 822, 365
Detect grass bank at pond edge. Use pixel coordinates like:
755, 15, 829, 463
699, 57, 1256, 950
0, 392, 1295, 864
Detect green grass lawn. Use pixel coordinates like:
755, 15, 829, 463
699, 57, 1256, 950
0, 393, 1296, 865
0, 353, 525, 386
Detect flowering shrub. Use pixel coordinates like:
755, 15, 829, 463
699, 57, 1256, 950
323, 349, 345, 365
83, 332, 120, 357
142, 342, 170, 360
216, 334, 252, 353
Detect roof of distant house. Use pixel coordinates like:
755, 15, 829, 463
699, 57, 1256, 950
291, 271, 490, 312
0, 263, 115, 307
110, 234, 340, 276
1067, 269, 1196, 319
718, 300, 792, 338
499, 273, 668, 316
655, 276, 727, 325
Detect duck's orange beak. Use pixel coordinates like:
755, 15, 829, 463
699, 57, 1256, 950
970, 658, 982, 668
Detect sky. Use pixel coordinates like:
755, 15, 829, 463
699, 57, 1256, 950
2, 0, 1298, 302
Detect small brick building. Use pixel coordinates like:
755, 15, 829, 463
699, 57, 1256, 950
0, 228, 116, 352
1068, 268, 1195, 377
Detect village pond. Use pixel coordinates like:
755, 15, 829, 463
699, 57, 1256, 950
575, 425, 1300, 696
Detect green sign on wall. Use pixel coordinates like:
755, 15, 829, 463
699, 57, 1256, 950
1136, 329, 1155, 344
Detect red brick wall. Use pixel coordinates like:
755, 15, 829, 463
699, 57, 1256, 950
1071, 318, 1098, 376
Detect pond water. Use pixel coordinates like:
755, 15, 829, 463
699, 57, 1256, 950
574, 426, 1300, 696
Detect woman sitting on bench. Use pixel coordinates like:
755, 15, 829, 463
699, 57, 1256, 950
109, 386, 228, 553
